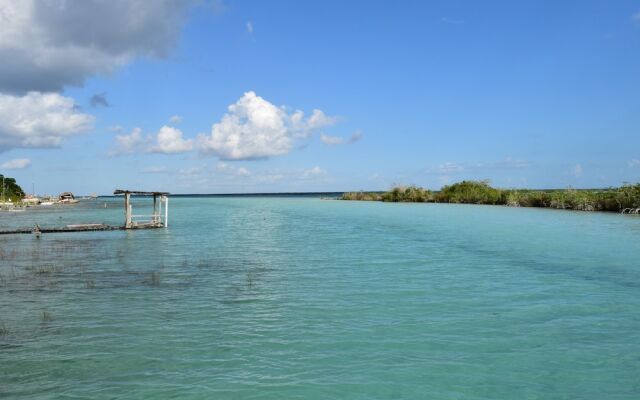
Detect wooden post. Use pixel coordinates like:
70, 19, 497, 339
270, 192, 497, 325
124, 192, 132, 228
158, 196, 163, 226
164, 196, 169, 228
153, 194, 158, 226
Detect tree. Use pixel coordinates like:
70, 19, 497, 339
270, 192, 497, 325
0, 174, 25, 201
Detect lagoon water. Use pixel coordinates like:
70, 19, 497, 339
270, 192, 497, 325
1, 196, 640, 399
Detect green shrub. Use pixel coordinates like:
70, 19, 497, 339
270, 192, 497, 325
381, 186, 433, 202
340, 180, 640, 213
436, 180, 504, 204
340, 192, 382, 201
616, 183, 640, 210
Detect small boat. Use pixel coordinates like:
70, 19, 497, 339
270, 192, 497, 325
58, 192, 79, 204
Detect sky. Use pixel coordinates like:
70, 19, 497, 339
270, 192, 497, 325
0, 0, 639, 195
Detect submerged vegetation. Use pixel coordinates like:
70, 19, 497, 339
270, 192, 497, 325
341, 180, 640, 213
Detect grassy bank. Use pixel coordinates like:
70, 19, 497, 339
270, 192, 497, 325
340, 180, 640, 213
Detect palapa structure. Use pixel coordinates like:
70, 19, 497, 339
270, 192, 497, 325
113, 190, 170, 229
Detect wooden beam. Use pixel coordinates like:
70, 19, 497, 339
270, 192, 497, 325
124, 192, 132, 228
153, 194, 158, 225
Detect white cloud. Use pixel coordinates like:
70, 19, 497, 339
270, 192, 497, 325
633, 11, 640, 23
0, 92, 94, 151
111, 125, 193, 155
320, 130, 363, 145
197, 91, 337, 160
110, 127, 149, 156
302, 166, 327, 178
150, 125, 193, 154
306, 109, 338, 130
320, 135, 344, 145
246, 21, 253, 34
1, 158, 31, 169
571, 163, 583, 176
169, 115, 183, 124
0, 0, 194, 94
628, 159, 640, 168
216, 162, 251, 177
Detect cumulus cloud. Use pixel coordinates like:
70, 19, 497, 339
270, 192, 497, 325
149, 125, 193, 154
0, 0, 194, 94
111, 125, 193, 155
0, 92, 94, 151
1, 158, 31, 169
90, 92, 110, 108
109, 127, 149, 156
246, 21, 253, 34
633, 11, 640, 23
628, 159, 640, 168
305, 109, 338, 130
169, 115, 183, 124
197, 91, 337, 160
320, 130, 363, 145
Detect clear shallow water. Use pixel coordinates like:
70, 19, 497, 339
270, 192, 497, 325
1, 197, 640, 399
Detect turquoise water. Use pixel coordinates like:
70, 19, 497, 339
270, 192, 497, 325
1, 197, 640, 399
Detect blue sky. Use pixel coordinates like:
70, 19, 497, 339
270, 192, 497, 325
1, 0, 639, 194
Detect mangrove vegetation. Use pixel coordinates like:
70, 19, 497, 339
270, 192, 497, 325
340, 180, 640, 213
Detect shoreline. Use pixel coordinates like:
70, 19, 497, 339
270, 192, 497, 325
340, 180, 640, 214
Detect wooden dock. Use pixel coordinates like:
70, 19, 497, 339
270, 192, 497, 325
0, 189, 170, 236
0, 223, 122, 235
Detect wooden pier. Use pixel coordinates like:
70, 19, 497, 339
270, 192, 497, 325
0, 224, 122, 235
0, 189, 170, 235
